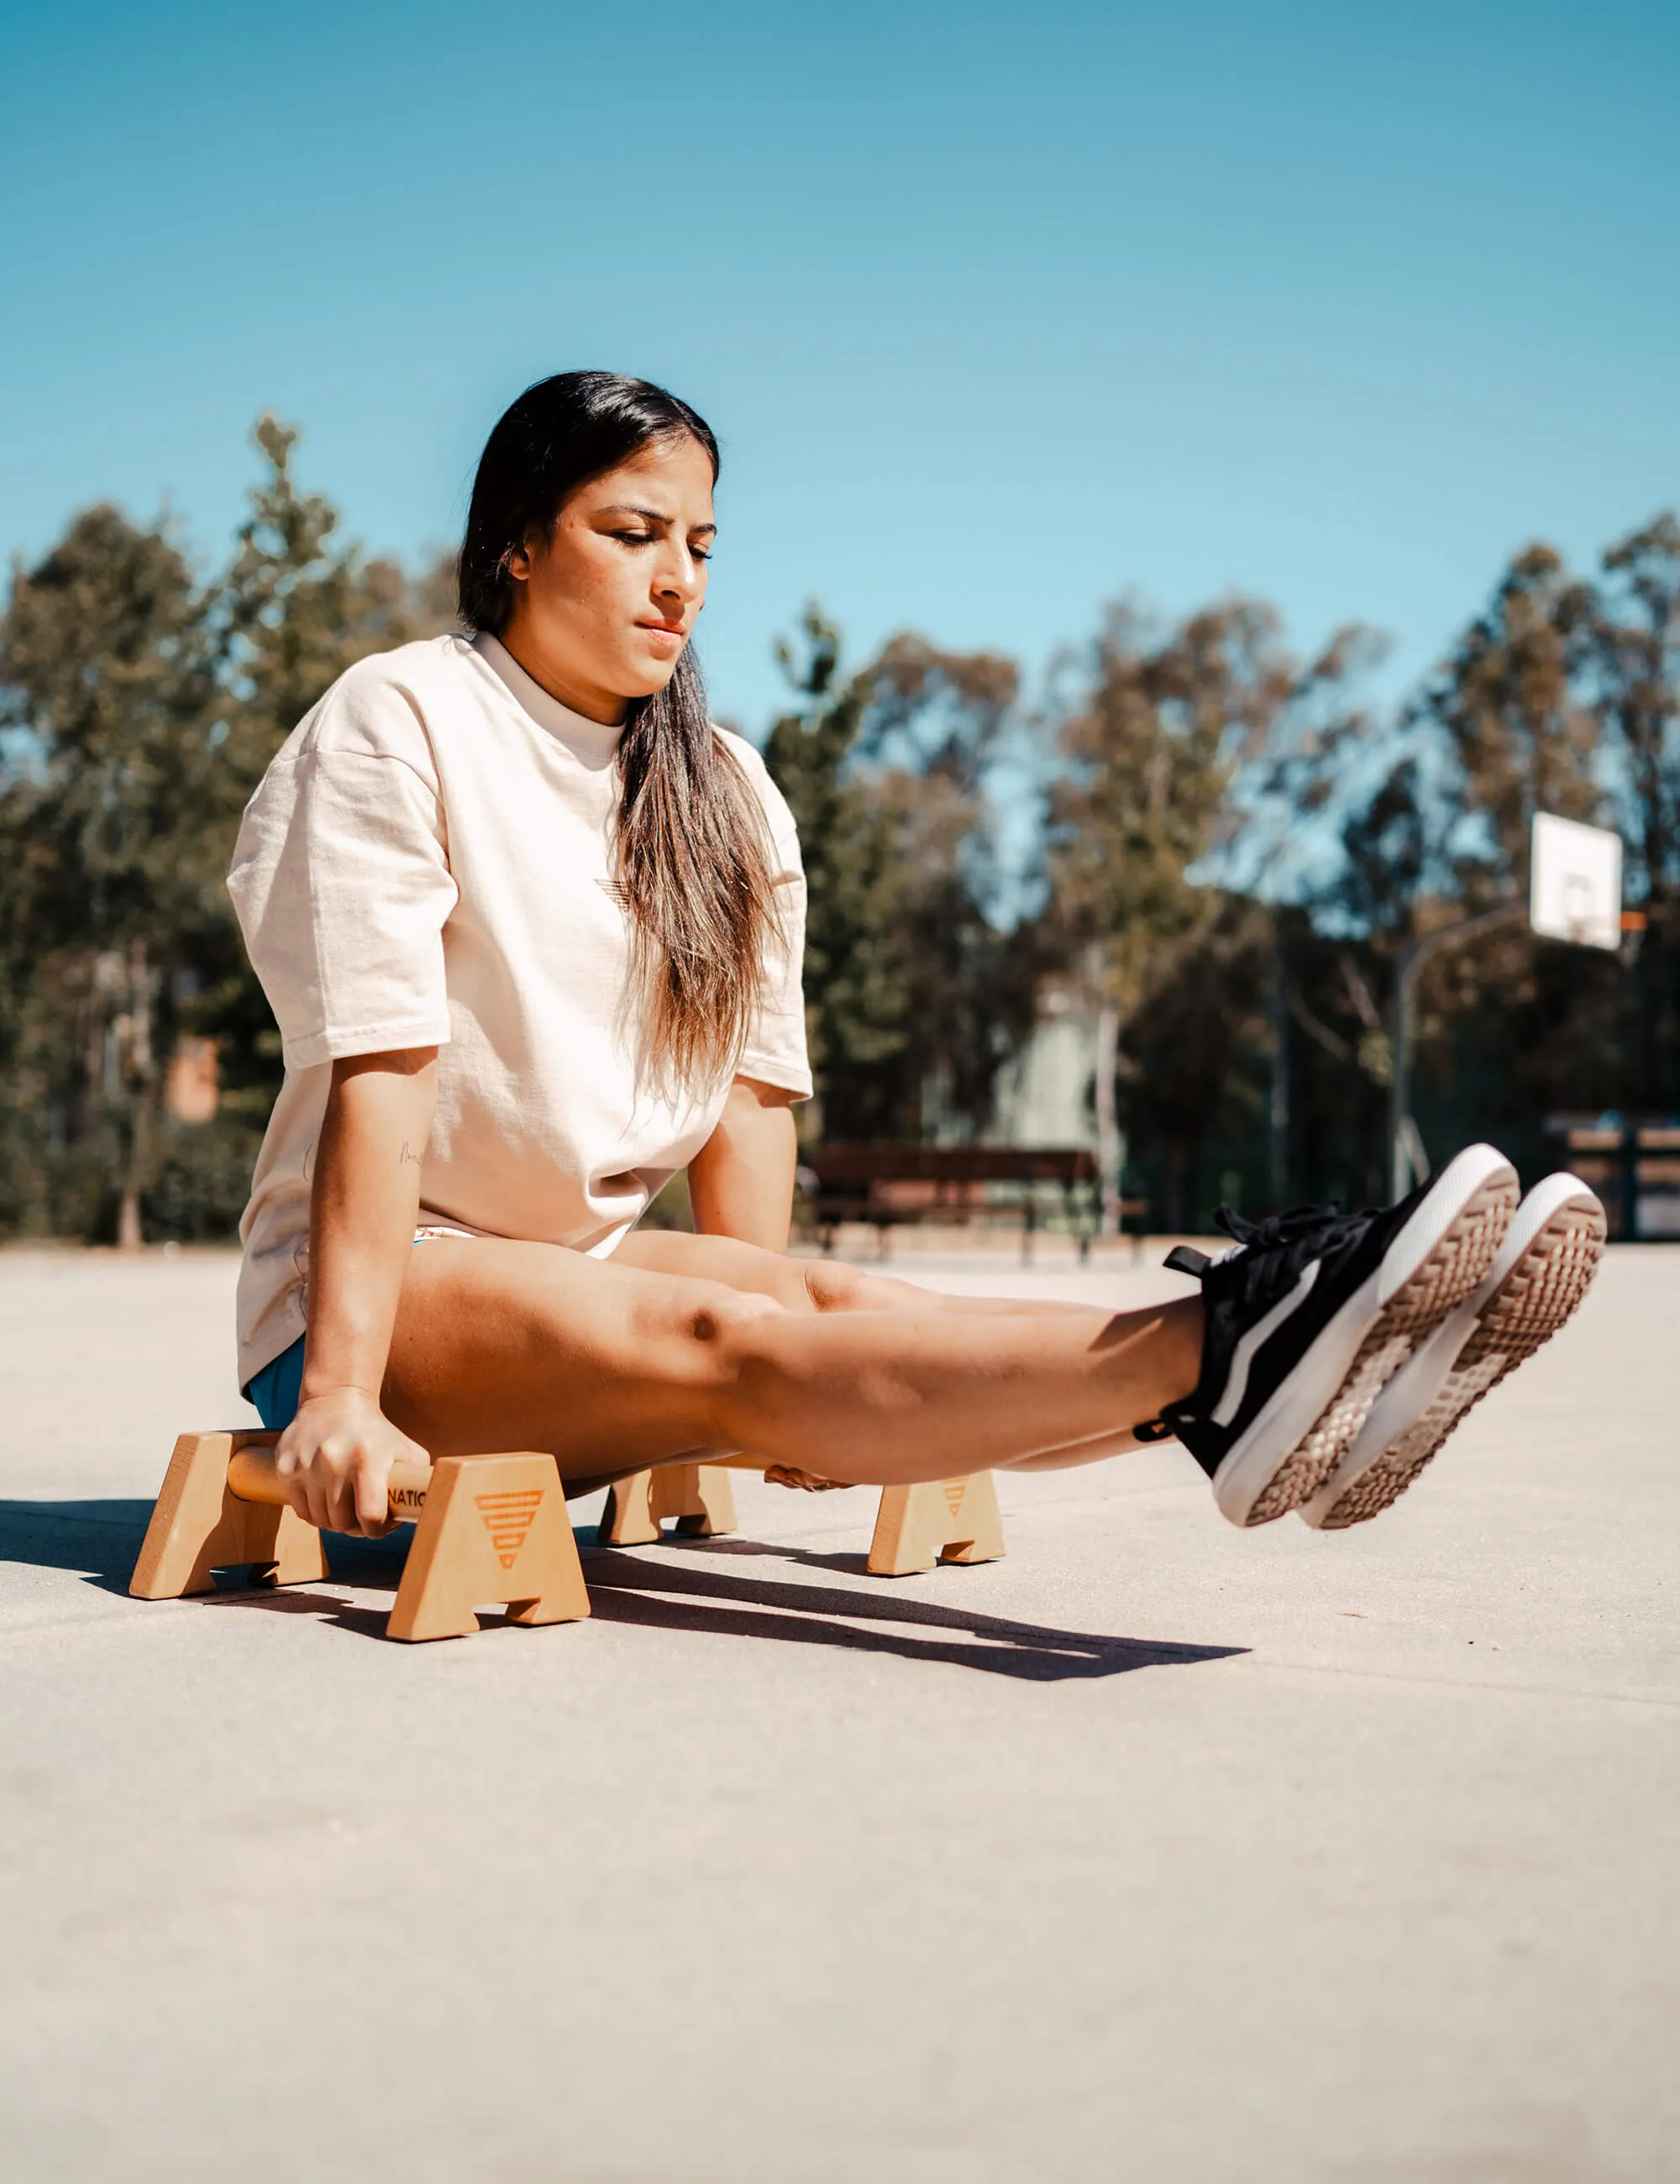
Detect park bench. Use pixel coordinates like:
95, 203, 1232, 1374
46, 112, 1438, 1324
129, 1436, 1005, 1642
806, 1142, 1110, 1263
1546, 1114, 1680, 1241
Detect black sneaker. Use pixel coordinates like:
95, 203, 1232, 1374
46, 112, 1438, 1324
1136, 1144, 1518, 1526
1296, 1171, 1605, 1530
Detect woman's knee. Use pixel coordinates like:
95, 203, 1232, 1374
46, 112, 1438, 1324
801, 1260, 929, 1315
668, 1282, 802, 1436
643, 1278, 791, 1389
689, 1282, 789, 1341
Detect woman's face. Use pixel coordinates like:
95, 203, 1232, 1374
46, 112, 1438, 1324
500, 433, 717, 726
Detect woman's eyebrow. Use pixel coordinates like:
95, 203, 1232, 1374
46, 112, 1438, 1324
599, 502, 717, 536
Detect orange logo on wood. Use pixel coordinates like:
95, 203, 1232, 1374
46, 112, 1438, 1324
942, 1481, 967, 1518
475, 1489, 544, 1569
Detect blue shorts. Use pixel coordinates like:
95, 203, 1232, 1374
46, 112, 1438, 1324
242, 1226, 477, 1431
245, 1334, 306, 1432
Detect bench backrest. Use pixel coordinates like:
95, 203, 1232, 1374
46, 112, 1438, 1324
811, 1143, 1098, 1186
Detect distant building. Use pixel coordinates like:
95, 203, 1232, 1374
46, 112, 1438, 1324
990, 986, 1103, 1152
165, 1037, 218, 1125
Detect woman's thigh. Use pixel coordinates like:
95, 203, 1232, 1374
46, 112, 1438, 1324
382, 1236, 780, 1476
613, 1229, 1093, 1319
612, 1228, 822, 1308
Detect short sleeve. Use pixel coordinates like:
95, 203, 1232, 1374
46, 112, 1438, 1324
228, 699, 459, 1069
724, 732, 813, 1100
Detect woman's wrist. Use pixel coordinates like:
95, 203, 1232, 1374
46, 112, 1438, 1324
296, 1379, 383, 1409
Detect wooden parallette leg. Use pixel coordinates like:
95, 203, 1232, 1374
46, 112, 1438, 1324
129, 1430, 328, 1599
602, 1461, 1007, 1579
131, 1434, 591, 1643
598, 1462, 738, 1546
386, 1452, 591, 1642
867, 1473, 1006, 1577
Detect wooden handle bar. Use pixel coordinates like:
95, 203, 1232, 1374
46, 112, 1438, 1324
227, 1443, 434, 1522
227, 1442, 775, 1525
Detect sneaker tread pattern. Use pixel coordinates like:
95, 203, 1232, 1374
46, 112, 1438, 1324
1243, 1170, 1520, 1525
1310, 1194, 1605, 1529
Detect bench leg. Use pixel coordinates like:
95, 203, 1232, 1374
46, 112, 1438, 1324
130, 1431, 328, 1600
387, 1453, 590, 1642
867, 1473, 1006, 1576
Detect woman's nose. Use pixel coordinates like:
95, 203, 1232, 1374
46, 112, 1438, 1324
653, 541, 704, 601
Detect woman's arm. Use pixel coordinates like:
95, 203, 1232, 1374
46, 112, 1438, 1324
687, 1074, 799, 1249
273, 1047, 438, 1536
688, 1074, 846, 1488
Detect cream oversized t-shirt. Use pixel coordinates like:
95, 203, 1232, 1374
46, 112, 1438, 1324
228, 631, 811, 1390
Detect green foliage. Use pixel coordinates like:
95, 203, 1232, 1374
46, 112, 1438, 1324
3, 409, 1677, 1242
764, 610, 1039, 1140
1268, 520, 1677, 1214
0, 419, 455, 1241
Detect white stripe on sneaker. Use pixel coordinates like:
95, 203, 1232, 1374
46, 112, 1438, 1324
1210, 1259, 1320, 1429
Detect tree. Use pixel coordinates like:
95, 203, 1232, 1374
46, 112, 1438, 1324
0, 418, 457, 1242
1284, 540, 1627, 1194
1591, 513, 1680, 1109
219, 416, 455, 796
201, 418, 457, 1139
764, 612, 1037, 1140
0, 506, 225, 1242
1044, 598, 1378, 1225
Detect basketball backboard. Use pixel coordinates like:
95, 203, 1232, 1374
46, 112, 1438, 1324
1530, 812, 1623, 952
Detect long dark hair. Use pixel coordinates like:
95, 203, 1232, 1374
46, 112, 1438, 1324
459, 371, 778, 1086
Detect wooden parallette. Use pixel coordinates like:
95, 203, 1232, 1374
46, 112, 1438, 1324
598, 1461, 739, 1546
129, 1430, 591, 1643
866, 1473, 1006, 1576
596, 1462, 1006, 1577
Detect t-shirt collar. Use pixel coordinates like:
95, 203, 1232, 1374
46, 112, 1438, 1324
471, 632, 625, 771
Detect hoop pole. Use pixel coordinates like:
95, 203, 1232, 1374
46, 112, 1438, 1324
1388, 900, 1526, 1203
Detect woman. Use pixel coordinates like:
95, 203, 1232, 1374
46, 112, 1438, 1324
230, 371, 1604, 1544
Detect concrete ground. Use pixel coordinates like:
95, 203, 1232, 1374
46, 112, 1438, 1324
1, 1241, 1675, 2184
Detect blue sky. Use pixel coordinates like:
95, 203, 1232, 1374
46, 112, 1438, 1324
3, 0, 1676, 734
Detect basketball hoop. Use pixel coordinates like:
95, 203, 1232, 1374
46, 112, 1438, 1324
1530, 813, 1623, 953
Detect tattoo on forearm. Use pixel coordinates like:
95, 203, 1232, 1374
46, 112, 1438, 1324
399, 1141, 422, 1167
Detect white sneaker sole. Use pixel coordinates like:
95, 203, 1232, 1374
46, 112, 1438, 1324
1296, 1173, 1605, 1530
1212, 1144, 1520, 1527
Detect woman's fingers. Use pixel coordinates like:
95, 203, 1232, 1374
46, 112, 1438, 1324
323, 1470, 360, 1535
764, 1462, 848, 1492
274, 1431, 316, 1527
353, 1452, 394, 1537
270, 1402, 425, 1537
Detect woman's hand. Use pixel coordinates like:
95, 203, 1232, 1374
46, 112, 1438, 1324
274, 1386, 431, 1537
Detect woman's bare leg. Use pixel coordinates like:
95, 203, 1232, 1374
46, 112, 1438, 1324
381, 1236, 1200, 1488
614, 1231, 1157, 1472
613, 1229, 1099, 1319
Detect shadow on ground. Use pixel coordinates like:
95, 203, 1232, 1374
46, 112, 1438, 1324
1, 1498, 1247, 1683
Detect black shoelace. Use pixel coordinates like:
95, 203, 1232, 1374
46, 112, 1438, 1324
1212, 1200, 1346, 1255
1134, 1198, 1357, 1441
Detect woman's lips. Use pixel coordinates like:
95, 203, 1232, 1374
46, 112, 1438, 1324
638, 622, 685, 645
